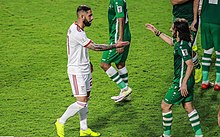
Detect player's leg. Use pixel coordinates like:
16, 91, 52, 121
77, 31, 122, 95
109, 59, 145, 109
100, 62, 127, 91
161, 101, 173, 137
117, 63, 128, 86
55, 74, 88, 137
100, 46, 131, 102
212, 24, 220, 91
214, 51, 220, 90
201, 22, 214, 90
116, 63, 132, 101
182, 102, 203, 137
79, 74, 100, 136
160, 84, 181, 137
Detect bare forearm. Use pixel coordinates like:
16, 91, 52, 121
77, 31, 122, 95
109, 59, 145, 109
118, 18, 124, 41
171, 0, 190, 5
193, 0, 199, 20
158, 33, 173, 46
182, 61, 194, 84
90, 44, 116, 51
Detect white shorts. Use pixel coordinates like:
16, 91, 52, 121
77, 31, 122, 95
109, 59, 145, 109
68, 73, 92, 97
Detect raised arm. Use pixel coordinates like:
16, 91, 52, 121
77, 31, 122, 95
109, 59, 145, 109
86, 41, 129, 51
170, 0, 190, 5
145, 24, 174, 46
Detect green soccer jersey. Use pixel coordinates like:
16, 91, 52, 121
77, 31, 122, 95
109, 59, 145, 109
108, 0, 131, 43
201, 0, 220, 24
172, 0, 193, 23
173, 40, 194, 86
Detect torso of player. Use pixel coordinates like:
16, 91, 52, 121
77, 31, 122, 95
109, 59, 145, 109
173, 40, 193, 83
172, 0, 193, 23
67, 23, 91, 75
201, 0, 220, 24
108, 0, 131, 43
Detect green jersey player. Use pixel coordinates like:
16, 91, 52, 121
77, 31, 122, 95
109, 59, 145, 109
171, 0, 202, 84
100, 0, 132, 102
145, 18, 203, 137
200, 0, 220, 91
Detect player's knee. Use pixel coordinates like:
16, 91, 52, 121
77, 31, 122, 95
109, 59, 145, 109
183, 102, 194, 113
116, 62, 125, 69
161, 100, 171, 111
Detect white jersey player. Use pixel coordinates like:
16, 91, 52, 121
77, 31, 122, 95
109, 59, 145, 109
55, 5, 130, 137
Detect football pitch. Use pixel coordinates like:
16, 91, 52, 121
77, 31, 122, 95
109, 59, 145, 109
0, 0, 219, 136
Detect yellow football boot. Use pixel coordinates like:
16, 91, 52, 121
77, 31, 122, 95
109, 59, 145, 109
55, 119, 64, 137
80, 128, 101, 137
195, 67, 202, 83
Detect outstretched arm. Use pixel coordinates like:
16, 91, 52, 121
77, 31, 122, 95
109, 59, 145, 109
145, 24, 174, 46
86, 41, 129, 51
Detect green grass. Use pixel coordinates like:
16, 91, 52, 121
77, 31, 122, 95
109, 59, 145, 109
0, 0, 219, 136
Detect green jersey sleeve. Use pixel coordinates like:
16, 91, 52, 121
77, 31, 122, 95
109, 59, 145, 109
114, 0, 125, 18
177, 41, 192, 62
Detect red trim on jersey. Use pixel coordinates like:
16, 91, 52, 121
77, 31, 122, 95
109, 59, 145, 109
74, 22, 84, 31
84, 40, 92, 47
72, 75, 79, 95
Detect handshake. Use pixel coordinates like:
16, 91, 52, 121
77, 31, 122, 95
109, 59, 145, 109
115, 41, 130, 48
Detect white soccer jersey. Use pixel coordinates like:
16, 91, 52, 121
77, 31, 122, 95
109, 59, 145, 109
67, 23, 92, 74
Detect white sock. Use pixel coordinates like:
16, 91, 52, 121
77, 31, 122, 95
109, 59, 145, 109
79, 103, 88, 130
106, 66, 118, 77
59, 101, 86, 124
118, 66, 128, 86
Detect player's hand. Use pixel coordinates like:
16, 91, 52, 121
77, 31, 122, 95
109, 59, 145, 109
179, 83, 188, 97
190, 20, 197, 32
115, 41, 129, 48
145, 23, 157, 33
116, 47, 124, 54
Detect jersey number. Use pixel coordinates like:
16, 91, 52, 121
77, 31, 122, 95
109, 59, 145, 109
209, 0, 218, 4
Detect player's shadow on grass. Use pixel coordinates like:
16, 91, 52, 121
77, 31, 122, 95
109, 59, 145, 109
88, 101, 158, 137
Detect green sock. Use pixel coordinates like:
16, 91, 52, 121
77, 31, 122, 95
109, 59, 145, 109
162, 111, 173, 136
202, 71, 209, 82
215, 53, 220, 83
188, 109, 203, 136
106, 66, 127, 90
202, 50, 212, 82
216, 73, 220, 83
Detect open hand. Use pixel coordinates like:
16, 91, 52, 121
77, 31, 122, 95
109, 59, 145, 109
179, 83, 188, 97
145, 23, 157, 33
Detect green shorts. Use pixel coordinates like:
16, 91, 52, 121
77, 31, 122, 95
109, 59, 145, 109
164, 82, 194, 105
201, 22, 220, 51
101, 41, 130, 64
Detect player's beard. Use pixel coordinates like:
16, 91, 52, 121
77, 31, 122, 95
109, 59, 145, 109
83, 18, 92, 27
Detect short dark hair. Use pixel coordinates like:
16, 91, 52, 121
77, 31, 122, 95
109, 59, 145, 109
174, 18, 191, 42
76, 5, 91, 16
